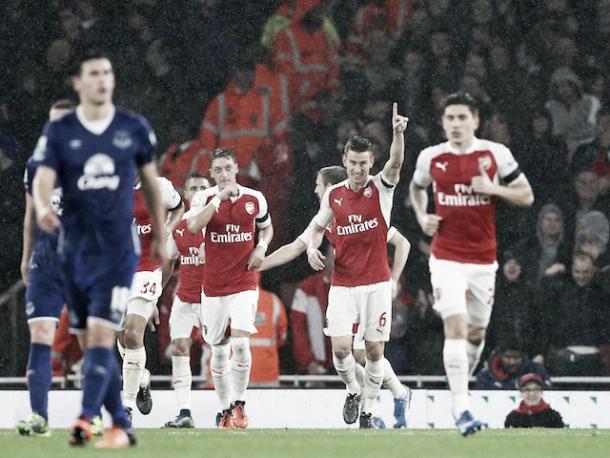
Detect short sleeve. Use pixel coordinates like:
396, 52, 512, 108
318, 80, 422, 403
413, 148, 433, 187
297, 220, 315, 246
255, 191, 272, 229
493, 143, 520, 181
386, 226, 397, 242
373, 172, 397, 198
36, 122, 61, 172
158, 177, 182, 209
134, 116, 156, 168
313, 187, 334, 229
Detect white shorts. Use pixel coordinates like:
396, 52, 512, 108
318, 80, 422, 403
126, 269, 163, 320
201, 289, 258, 345
429, 255, 498, 327
169, 296, 202, 340
325, 281, 391, 342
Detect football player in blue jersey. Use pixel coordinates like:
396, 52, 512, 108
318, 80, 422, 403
16, 99, 80, 438
33, 50, 167, 449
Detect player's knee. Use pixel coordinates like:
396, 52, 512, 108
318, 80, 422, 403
123, 325, 144, 348
365, 343, 384, 362
211, 343, 231, 374
29, 321, 56, 345
230, 337, 251, 362
172, 339, 191, 356
352, 349, 366, 366
333, 347, 351, 360
467, 327, 486, 345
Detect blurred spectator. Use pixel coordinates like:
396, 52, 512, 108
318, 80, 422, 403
504, 373, 564, 429
573, 109, 610, 195
545, 67, 601, 156
270, 0, 340, 115
574, 210, 610, 269
290, 246, 334, 375
485, 252, 538, 362
250, 288, 288, 387
540, 252, 609, 375
475, 339, 552, 390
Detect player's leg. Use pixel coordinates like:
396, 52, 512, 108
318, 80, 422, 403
202, 295, 233, 428
227, 289, 259, 429
121, 309, 151, 415
164, 297, 197, 427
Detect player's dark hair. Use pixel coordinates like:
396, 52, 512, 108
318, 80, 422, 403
51, 99, 76, 110
211, 147, 236, 164
343, 135, 372, 155
317, 166, 347, 186
70, 49, 112, 76
440, 92, 479, 116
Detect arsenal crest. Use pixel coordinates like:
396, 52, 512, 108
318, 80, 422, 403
245, 201, 255, 215
478, 155, 492, 171
363, 187, 372, 198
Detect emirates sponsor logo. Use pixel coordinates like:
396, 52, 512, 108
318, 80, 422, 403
137, 223, 152, 235
180, 254, 202, 266
437, 184, 491, 207
210, 224, 253, 243
336, 214, 379, 236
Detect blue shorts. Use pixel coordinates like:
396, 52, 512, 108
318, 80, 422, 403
25, 264, 64, 322
61, 245, 138, 333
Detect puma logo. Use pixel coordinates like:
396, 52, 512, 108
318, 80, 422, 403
334, 198, 343, 206
435, 162, 448, 172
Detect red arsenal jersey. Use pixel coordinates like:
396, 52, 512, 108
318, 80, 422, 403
168, 218, 204, 303
191, 185, 271, 296
134, 177, 182, 272
313, 173, 395, 287
413, 138, 520, 264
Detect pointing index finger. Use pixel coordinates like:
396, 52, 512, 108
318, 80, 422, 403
393, 102, 398, 118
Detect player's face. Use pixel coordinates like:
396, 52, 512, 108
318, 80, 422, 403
73, 58, 115, 106
442, 104, 479, 147
343, 149, 374, 188
210, 157, 238, 189
184, 177, 210, 202
314, 173, 328, 202
49, 107, 72, 121
520, 382, 543, 406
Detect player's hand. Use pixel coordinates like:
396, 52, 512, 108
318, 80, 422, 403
392, 102, 409, 134
307, 247, 325, 271
417, 213, 442, 237
471, 163, 495, 195
218, 183, 239, 201
148, 307, 160, 332
391, 278, 399, 300
37, 205, 61, 233
20, 259, 30, 286
247, 246, 265, 270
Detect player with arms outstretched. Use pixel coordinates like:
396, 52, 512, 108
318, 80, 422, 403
188, 148, 273, 429
306, 103, 409, 428
409, 92, 534, 436
33, 51, 167, 448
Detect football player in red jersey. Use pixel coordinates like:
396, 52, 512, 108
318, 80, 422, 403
163, 173, 210, 428
188, 148, 273, 429
409, 92, 534, 436
306, 103, 408, 428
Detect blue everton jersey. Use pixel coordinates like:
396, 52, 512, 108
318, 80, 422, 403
35, 106, 155, 250
24, 156, 62, 268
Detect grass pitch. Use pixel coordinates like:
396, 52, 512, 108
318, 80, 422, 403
1, 428, 608, 458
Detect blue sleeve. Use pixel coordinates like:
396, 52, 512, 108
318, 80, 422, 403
35, 122, 61, 172
134, 116, 156, 168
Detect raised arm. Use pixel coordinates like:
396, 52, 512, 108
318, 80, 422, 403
382, 102, 409, 184
32, 166, 60, 233
187, 184, 237, 234
471, 167, 534, 207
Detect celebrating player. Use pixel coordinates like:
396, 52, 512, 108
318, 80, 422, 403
32, 51, 167, 448
409, 92, 534, 436
16, 100, 77, 437
164, 173, 210, 428
188, 147, 273, 429
259, 165, 413, 428
306, 103, 409, 428
118, 175, 183, 421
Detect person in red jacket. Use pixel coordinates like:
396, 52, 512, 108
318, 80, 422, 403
505, 373, 564, 428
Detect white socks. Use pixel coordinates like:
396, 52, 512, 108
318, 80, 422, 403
362, 358, 384, 414
443, 339, 470, 418
466, 340, 485, 376
230, 337, 252, 403
122, 346, 146, 410
211, 343, 232, 410
333, 353, 361, 395
382, 358, 407, 399
172, 355, 192, 410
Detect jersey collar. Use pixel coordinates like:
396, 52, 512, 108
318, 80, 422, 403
446, 137, 483, 155
76, 105, 116, 136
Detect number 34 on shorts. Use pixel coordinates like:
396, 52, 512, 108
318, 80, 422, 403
130, 270, 163, 301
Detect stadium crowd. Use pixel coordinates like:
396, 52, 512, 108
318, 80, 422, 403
1, 0, 610, 383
